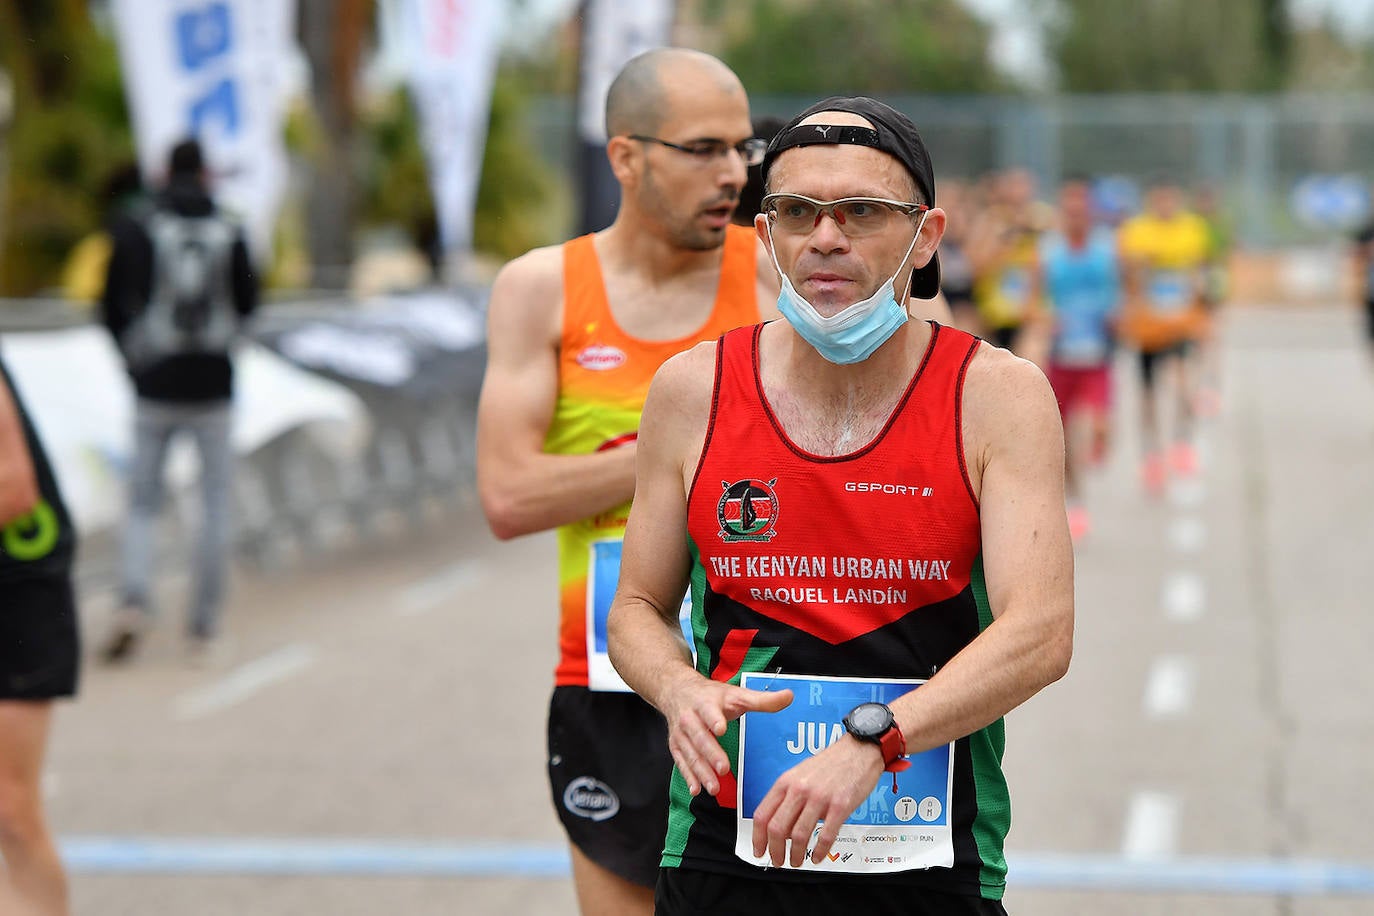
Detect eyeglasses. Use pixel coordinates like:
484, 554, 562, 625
761, 193, 929, 237
628, 135, 768, 167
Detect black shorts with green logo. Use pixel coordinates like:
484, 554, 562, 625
656, 866, 1011, 915
0, 574, 80, 700
547, 685, 672, 888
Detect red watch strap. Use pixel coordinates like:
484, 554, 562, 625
878, 724, 910, 772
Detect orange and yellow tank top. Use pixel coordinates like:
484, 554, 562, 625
548, 225, 761, 689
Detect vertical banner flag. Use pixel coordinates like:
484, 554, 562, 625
387, 0, 504, 267
110, 0, 297, 260
575, 0, 676, 235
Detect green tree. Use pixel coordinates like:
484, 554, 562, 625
716, 0, 1008, 94
0, 0, 133, 295
360, 62, 564, 268
1047, 0, 1289, 92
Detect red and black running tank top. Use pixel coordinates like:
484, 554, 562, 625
666, 321, 1012, 900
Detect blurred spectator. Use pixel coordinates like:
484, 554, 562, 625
935, 178, 978, 331
1353, 206, 1374, 363
98, 138, 260, 664
0, 352, 79, 916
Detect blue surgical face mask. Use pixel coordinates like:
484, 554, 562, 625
768, 212, 928, 365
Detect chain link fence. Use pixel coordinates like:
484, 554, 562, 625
530, 91, 1374, 250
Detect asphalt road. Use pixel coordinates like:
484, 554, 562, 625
46, 303, 1374, 915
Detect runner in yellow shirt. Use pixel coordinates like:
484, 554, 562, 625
969, 169, 1048, 356
1119, 180, 1211, 494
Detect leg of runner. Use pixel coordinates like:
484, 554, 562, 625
1138, 349, 1166, 495
1169, 346, 1199, 476
1051, 366, 1090, 541
570, 844, 654, 916
0, 701, 67, 916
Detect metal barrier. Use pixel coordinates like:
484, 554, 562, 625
0, 291, 487, 586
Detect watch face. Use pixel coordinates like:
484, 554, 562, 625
847, 703, 892, 736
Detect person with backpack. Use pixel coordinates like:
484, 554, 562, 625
99, 138, 259, 664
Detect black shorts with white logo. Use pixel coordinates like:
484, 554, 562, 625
0, 574, 80, 700
656, 867, 1010, 915
547, 685, 671, 888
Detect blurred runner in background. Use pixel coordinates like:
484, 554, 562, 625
1039, 177, 1123, 541
1119, 178, 1211, 495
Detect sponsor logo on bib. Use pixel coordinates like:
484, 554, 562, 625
563, 777, 621, 821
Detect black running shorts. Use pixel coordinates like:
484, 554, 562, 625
547, 685, 672, 888
1137, 341, 1191, 389
655, 867, 1010, 915
0, 574, 80, 700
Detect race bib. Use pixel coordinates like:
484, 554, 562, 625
1147, 269, 1193, 313
734, 673, 955, 874
586, 539, 692, 692
998, 267, 1031, 315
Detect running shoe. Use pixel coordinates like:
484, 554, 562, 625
100, 607, 147, 664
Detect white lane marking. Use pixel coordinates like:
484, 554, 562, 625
397, 562, 485, 616
174, 644, 317, 721
1143, 656, 1195, 719
1161, 573, 1205, 622
1169, 517, 1206, 553
1123, 791, 1180, 861
1168, 478, 1207, 509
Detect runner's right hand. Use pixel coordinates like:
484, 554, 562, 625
662, 675, 793, 798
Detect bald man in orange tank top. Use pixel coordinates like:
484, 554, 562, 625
475, 48, 780, 915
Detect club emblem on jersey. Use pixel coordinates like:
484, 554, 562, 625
717, 479, 779, 542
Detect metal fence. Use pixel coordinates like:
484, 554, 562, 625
528, 92, 1374, 249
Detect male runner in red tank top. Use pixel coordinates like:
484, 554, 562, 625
608, 98, 1074, 913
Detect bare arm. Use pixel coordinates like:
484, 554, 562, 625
608, 344, 792, 795
886, 350, 1073, 754
0, 373, 40, 526
475, 247, 637, 539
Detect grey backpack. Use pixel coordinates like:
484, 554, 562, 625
121, 209, 240, 371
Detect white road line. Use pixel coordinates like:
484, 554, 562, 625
1161, 572, 1205, 622
1168, 477, 1207, 509
1143, 655, 1195, 719
1123, 791, 1180, 861
397, 562, 485, 616
1168, 517, 1206, 554
174, 644, 317, 721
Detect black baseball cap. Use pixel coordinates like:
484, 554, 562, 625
761, 96, 940, 299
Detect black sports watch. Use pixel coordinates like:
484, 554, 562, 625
842, 702, 906, 768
